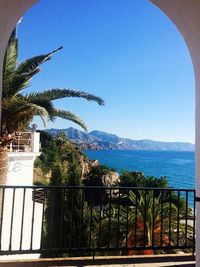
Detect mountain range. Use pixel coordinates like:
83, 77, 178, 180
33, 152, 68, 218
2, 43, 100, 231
46, 127, 195, 151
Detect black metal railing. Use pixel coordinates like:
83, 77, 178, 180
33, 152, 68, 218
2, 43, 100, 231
0, 186, 195, 257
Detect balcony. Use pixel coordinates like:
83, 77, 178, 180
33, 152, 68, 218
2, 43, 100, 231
7, 132, 40, 153
0, 186, 195, 265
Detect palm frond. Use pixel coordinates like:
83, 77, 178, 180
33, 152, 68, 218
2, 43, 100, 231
8, 69, 39, 98
8, 47, 63, 97
3, 31, 18, 92
2, 100, 50, 131
26, 89, 105, 106
21, 103, 50, 126
15, 46, 63, 76
22, 95, 55, 119
51, 109, 88, 131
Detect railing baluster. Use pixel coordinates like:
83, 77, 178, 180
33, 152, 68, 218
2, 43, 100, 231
30, 188, 36, 250
9, 188, 15, 251
79, 188, 84, 251
152, 189, 155, 248
49, 189, 55, 249
185, 191, 188, 246
71, 188, 75, 251
19, 188, 26, 251
177, 191, 180, 247
169, 190, 172, 246
89, 189, 93, 250
59, 188, 64, 250
40, 188, 46, 251
0, 187, 5, 251
70, 188, 75, 251
144, 190, 147, 248
98, 188, 103, 248
193, 190, 196, 254
160, 190, 163, 247
108, 188, 112, 249
134, 191, 138, 248
125, 190, 129, 250
116, 189, 121, 248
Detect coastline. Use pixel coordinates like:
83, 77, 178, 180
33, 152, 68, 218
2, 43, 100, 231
84, 149, 195, 190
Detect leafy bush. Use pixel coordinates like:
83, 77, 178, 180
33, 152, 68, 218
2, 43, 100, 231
119, 170, 168, 188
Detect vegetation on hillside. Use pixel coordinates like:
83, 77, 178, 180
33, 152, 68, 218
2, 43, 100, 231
40, 134, 91, 257
35, 133, 194, 257
119, 171, 168, 188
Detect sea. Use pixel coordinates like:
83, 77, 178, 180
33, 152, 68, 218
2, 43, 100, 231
84, 150, 195, 189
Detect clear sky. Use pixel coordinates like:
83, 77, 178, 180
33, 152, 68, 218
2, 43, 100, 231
18, 0, 195, 143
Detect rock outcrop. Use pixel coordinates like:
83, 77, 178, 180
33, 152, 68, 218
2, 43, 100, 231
78, 152, 120, 187
102, 171, 120, 186
79, 154, 99, 178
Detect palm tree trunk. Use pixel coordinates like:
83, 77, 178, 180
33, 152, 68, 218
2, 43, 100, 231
0, 146, 8, 185
0, 146, 8, 225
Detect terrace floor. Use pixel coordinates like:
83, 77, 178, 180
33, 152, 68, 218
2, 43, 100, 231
0, 254, 195, 267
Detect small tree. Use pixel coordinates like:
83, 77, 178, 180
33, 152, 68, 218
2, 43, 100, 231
41, 135, 90, 257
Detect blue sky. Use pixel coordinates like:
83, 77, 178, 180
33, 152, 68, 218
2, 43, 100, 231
18, 0, 195, 143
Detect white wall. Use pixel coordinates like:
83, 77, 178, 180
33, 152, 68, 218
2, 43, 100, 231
0, 150, 43, 259
7, 154, 37, 186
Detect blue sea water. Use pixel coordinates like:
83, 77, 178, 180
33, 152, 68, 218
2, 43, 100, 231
84, 150, 195, 189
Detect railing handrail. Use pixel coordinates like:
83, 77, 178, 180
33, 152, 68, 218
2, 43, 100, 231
0, 185, 195, 191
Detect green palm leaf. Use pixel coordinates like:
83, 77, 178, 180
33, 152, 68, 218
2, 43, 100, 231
2, 100, 50, 131
26, 89, 105, 106
15, 46, 63, 76
8, 47, 63, 97
51, 109, 88, 131
22, 95, 55, 119
3, 31, 18, 97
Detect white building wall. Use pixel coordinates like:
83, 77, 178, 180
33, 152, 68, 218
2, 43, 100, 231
0, 142, 42, 259
7, 154, 37, 186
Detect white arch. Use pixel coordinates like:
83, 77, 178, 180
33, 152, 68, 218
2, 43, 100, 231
151, 1, 200, 265
0, 0, 199, 265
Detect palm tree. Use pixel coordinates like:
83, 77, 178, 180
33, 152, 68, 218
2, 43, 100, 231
0, 29, 105, 184
92, 190, 193, 255
126, 191, 193, 255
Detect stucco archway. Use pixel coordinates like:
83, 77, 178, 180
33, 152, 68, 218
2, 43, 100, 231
150, 1, 200, 266
0, 0, 199, 265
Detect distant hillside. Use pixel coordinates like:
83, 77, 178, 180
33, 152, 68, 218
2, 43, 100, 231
46, 127, 195, 151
